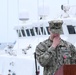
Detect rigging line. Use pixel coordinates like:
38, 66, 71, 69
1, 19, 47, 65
7, 0, 9, 46
37, 0, 39, 20
41, 0, 45, 19
17, 0, 19, 53
43, 0, 44, 18
37, 0, 40, 43
67, 0, 69, 5
37, 0, 45, 20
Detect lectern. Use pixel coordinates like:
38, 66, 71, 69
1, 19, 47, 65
54, 65, 76, 75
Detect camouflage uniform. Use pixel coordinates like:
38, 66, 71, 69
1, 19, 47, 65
35, 20, 76, 75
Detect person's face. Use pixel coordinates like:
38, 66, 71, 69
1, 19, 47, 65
49, 28, 59, 36
48, 27, 60, 39
51, 33, 60, 38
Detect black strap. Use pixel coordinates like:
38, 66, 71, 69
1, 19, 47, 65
34, 52, 38, 75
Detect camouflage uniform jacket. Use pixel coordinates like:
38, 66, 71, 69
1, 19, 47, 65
35, 38, 76, 75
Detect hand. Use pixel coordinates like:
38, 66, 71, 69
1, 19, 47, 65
52, 36, 60, 48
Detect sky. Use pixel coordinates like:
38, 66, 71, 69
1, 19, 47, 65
0, 0, 76, 43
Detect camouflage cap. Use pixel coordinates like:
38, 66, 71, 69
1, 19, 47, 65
48, 20, 63, 34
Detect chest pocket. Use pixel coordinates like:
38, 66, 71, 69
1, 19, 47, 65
61, 46, 71, 58
60, 46, 71, 64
